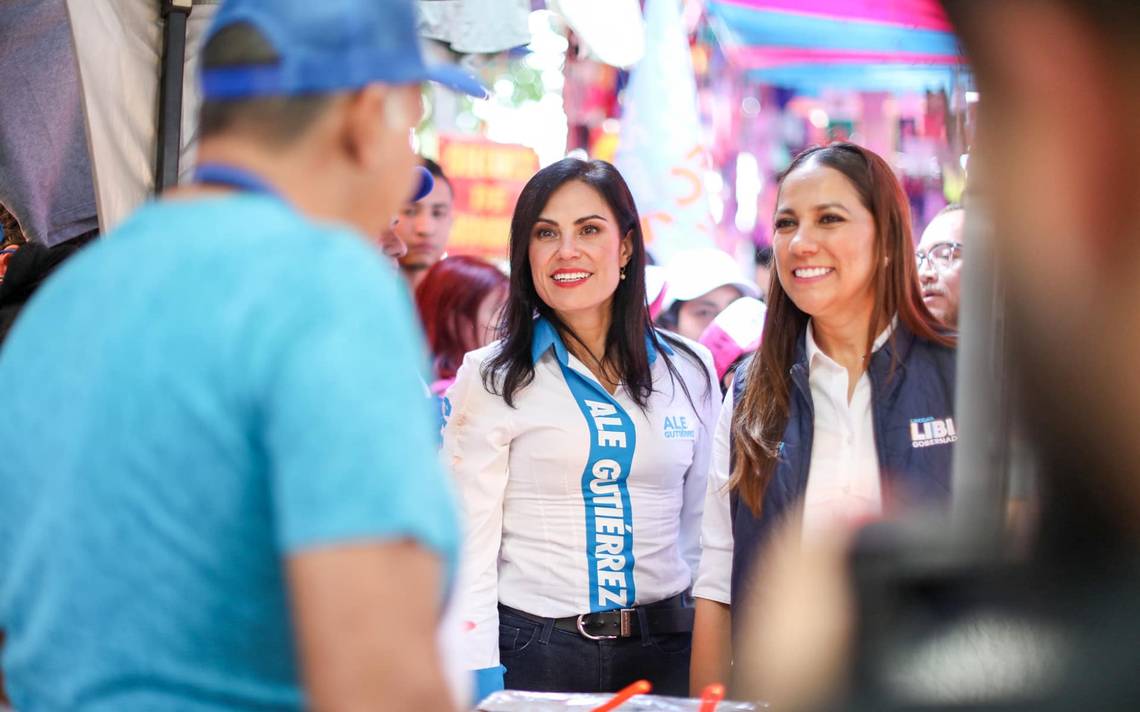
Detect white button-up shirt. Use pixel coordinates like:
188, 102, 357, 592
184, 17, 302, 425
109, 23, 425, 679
443, 324, 719, 670
694, 321, 890, 605
800, 321, 886, 540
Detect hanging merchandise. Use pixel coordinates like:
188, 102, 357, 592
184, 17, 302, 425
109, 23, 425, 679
562, 37, 622, 153
418, 0, 532, 54
550, 0, 645, 69
476, 688, 762, 710
0, 0, 100, 246
615, 0, 717, 263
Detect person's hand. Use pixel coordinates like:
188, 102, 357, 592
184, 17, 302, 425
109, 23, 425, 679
377, 225, 407, 262
734, 512, 855, 710
287, 540, 458, 712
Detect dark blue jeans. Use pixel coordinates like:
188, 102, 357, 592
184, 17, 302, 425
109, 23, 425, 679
498, 604, 692, 696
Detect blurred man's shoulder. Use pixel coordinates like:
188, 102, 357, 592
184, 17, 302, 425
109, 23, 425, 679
108, 196, 391, 293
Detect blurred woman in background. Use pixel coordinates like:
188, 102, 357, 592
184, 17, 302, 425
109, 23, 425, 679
690, 143, 957, 693
655, 247, 758, 341
697, 296, 766, 394
415, 255, 508, 396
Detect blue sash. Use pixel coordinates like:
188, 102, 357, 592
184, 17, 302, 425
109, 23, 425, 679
532, 319, 639, 612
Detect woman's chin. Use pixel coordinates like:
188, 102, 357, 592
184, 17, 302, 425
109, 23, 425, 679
787, 295, 832, 318
543, 291, 612, 315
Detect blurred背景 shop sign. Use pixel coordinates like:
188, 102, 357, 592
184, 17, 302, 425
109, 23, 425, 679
439, 136, 539, 260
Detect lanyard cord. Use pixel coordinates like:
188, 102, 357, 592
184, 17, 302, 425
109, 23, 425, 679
193, 162, 284, 202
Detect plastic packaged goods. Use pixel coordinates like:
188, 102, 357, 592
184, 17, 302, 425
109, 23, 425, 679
474, 690, 765, 711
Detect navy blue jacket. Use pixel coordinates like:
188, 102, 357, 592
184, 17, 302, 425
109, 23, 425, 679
730, 322, 957, 611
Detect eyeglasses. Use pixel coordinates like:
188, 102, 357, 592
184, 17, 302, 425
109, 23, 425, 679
915, 241, 962, 271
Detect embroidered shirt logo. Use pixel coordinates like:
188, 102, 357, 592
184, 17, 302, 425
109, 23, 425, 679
663, 415, 696, 440
910, 416, 958, 448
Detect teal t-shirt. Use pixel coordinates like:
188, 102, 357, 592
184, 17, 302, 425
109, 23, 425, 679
0, 195, 458, 710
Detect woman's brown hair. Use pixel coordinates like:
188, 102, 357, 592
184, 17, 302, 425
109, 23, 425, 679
730, 142, 955, 515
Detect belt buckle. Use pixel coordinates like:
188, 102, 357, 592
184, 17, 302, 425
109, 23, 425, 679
576, 609, 635, 640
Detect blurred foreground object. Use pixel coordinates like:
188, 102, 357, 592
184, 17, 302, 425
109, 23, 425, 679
0, 0, 485, 708
476, 689, 763, 711
732, 513, 854, 711
733, 0, 1140, 709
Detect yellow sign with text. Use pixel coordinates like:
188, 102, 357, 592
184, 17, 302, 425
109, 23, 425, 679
439, 137, 539, 261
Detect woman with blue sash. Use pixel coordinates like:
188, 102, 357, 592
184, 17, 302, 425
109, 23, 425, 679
442, 158, 719, 696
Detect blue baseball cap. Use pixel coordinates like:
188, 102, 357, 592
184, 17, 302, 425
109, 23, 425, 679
201, 0, 488, 100
412, 165, 434, 202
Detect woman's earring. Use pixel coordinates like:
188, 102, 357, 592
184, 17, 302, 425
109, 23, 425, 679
619, 266, 627, 281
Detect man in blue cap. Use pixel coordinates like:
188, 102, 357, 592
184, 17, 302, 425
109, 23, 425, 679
0, 1, 485, 710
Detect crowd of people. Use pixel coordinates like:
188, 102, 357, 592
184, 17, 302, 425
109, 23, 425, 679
3, 0, 1137, 710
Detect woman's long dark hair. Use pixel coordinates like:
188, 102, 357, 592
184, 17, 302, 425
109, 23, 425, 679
731, 142, 956, 515
483, 158, 707, 411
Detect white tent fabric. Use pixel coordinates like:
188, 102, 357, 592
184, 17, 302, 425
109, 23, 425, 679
66, 0, 218, 234
551, 0, 645, 69
417, 0, 531, 54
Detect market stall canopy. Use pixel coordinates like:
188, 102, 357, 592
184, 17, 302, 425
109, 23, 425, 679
706, 0, 967, 93
66, 0, 219, 234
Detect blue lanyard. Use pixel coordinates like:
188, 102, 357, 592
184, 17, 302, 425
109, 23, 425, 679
534, 319, 639, 612
193, 162, 284, 202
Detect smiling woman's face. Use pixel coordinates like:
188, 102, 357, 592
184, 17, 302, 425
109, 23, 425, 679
527, 180, 631, 323
772, 161, 878, 323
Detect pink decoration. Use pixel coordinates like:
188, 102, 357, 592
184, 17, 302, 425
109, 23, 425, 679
716, 0, 953, 33
726, 46, 964, 69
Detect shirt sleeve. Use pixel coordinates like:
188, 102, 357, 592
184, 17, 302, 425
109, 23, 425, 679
259, 238, 457, 568
679, 349, 721, 584
694, 386, 735, 605
441, 350, 513, 671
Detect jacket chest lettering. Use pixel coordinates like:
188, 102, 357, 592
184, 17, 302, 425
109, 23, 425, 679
909, 416, 958, 448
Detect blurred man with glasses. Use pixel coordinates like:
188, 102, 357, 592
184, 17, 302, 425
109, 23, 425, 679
916, 204, 965, 328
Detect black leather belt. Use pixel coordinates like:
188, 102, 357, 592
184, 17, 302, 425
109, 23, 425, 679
500, 593, 694, 641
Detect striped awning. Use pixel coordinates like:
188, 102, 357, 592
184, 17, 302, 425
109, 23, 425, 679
706, 0, 967, 93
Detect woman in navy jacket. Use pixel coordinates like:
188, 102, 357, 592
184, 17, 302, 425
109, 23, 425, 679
690, 143, 957, 692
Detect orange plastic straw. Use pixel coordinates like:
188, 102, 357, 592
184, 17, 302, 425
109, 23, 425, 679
698, 683, 726, 712
593, 679, 652, 711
